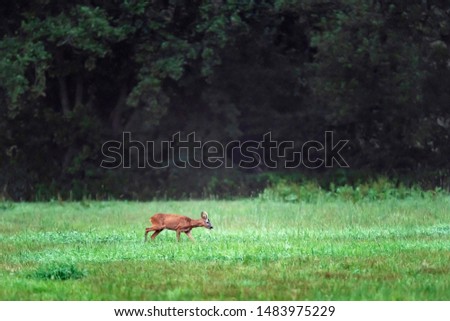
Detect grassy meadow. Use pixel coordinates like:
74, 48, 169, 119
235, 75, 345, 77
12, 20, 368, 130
0, 196, 449, 300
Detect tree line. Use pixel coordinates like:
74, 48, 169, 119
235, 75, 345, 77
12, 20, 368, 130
1, 0, 449, 200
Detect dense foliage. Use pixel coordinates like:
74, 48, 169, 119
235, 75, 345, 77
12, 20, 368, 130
1, 0, 449, 200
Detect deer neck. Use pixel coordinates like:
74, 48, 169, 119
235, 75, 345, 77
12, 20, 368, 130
190, 219, 204, 227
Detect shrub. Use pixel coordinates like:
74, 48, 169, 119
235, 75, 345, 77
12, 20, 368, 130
259, 176, 447, 203
31, 262, 87, 281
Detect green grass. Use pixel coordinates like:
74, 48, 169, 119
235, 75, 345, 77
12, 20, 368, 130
0, 197, 449, 300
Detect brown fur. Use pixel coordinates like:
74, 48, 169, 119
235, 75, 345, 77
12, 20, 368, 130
144, 211, 213, 242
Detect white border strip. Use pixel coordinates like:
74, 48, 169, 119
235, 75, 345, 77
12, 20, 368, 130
1, 301, 448, 321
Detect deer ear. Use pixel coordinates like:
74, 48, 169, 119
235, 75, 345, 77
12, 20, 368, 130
201, 211, 208, 219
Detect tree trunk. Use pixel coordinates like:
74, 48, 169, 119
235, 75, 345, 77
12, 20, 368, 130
55, 50, 71, 116
75, 75, 83, 108
110, 85, 128, 134
58, 76, 71, 116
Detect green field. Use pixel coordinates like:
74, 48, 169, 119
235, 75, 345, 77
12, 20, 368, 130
1, 197, 449, 300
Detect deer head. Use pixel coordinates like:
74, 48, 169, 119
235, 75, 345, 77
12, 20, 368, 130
201, 211, 213, 229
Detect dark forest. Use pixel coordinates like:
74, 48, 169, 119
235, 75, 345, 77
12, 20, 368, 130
1, 0, 449, 200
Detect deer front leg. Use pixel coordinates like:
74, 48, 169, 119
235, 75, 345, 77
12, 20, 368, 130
176, 230, 181, 242
185, 231, 195, 242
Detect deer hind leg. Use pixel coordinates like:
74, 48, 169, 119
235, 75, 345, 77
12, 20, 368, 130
150, 229, 163, 241
145, 226, 159, 242
144, 227, 152, 242
176, 230, 181, 242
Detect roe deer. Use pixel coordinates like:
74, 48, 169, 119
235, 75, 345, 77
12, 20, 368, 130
144, 211, 213, 242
